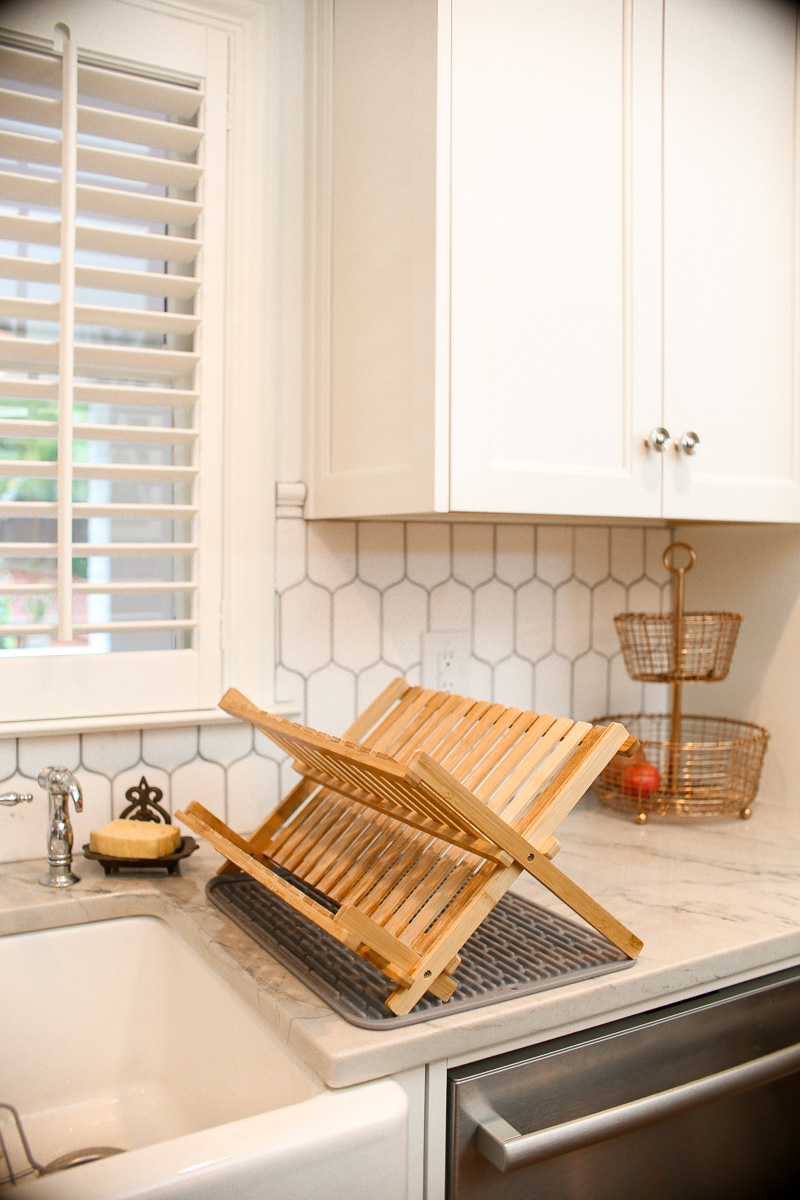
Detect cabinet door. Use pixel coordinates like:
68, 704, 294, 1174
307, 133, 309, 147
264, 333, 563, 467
449, 0, 663, 518
662, 0, 800, 522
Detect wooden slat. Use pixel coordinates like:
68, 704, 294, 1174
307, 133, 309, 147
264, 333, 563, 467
475, 712, 564, 809
344, 676, 410, 742
420, 698, 494, 766
216, 678, 413, 872
378, 689, 444, 758
405, 754, 642, 959
357, 837, 440, 919
492, 719, 587, 825
177, 803, 362, 951
301, 809, 381, 887
269, 792, 331, 859
386, 863, 522, 1016
371, 842, 466, 928
517, 722, 632, 844
334, 904, 421, 974
359, 687, 420, 746
314, 823, 398, 899
402, 861, 488, 946
437, 703, 509, 778
277, 798, 346, 872
328, 834, 419, 908
387, 857, 475, 941
447, 705, 524, 785
394, 692, 474, 762
459, 709, 536, 794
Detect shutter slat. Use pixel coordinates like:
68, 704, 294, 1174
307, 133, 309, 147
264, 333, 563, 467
0, 212, 201, 262
0, 169, 59, 209
0, 380, 199, 408
0, 501, 197, 518
0, 254, 59, 284
77, 144, 202, 190
73, 342, 199, 377
0, 542, 198, 556
72, 383, 198, 407
77, 105, 203, 154
0, 169, 201, 227
0, 461, 198, 482
0, 580, 197, 594
0, 128, 60, 166
0, 620, 198, 635
76, 182, 201, 227
0, 419, 197, 445
76, 222, 201, 264
73, 304, 199, 336
0, 213, 59, 246
0, 337, 199, 378
77, 63, 202, 120
0, 132, 202, 190
0, 86, 59, 130
74, 263, 200, 299
0, 296, 58, 323
0, 45, 60, 90
0, 300, 186, 335
0, 255, 200, 299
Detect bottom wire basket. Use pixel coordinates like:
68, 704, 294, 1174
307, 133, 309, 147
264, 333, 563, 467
593, 713, 769, 822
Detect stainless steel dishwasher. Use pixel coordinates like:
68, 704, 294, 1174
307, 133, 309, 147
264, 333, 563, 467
447, 964, 800, 1200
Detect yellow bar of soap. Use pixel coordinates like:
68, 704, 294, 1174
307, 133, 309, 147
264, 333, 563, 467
89, 819, 181, 859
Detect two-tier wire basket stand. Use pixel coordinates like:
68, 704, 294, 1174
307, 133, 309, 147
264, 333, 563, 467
594, 542, 769, 824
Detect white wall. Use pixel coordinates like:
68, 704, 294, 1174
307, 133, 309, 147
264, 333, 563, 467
680, 523, 800, 804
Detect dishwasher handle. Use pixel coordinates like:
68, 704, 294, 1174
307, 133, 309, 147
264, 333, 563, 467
474, 1039, 800, 1173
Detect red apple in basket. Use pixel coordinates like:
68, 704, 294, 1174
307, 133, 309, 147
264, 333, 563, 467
621, 759, 662, 798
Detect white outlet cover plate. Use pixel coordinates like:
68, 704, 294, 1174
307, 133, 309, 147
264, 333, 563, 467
421, 630, 470, 693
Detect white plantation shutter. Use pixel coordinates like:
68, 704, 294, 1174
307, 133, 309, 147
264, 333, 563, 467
0, 12, 228, 722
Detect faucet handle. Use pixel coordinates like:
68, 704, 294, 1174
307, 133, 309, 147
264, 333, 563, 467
0, 791, 34, 806
38, 767, 83, 813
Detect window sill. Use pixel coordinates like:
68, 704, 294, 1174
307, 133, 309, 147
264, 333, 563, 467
0, 702, 300, 740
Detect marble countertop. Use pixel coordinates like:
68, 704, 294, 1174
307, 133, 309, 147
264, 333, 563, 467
2, 792, 799, 1089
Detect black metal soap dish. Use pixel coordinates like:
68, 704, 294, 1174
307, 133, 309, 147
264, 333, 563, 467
82, 776, 198, 875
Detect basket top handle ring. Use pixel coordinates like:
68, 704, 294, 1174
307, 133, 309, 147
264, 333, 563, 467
662, 542, 696, 576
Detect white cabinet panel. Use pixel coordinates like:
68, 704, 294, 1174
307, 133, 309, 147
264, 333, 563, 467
449, 0, 661, 518
662, 0, 800, 521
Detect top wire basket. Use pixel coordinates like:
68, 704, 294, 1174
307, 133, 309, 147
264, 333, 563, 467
614, 610, 741, 682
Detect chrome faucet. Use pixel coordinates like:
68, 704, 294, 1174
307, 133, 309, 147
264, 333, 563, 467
38, 767, 83, 889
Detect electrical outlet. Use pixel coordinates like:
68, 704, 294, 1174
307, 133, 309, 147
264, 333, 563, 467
421, 631, 470, 693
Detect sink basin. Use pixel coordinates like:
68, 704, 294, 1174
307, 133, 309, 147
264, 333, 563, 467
0, 916, 408, 1199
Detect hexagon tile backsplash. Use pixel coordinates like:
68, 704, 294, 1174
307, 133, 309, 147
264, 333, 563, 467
0, 518, 673, 864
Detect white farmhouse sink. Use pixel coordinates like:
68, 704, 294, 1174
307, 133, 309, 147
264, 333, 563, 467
0, 916, 408, 1200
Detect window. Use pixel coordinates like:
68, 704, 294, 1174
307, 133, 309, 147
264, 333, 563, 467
0, 1, 275, 729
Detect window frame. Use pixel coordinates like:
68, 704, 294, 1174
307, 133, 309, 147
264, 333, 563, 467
0, 0, 278, 735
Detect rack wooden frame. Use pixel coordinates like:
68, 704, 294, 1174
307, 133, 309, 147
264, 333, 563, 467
178, 681, 643, 1015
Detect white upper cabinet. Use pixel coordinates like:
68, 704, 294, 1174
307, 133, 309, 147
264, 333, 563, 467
307, 0, 800, 522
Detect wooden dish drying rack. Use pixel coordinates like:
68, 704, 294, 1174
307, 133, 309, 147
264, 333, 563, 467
178, 680, 643, 1015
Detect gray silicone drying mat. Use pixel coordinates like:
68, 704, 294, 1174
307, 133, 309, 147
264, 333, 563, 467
207, 869, 633, 1030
